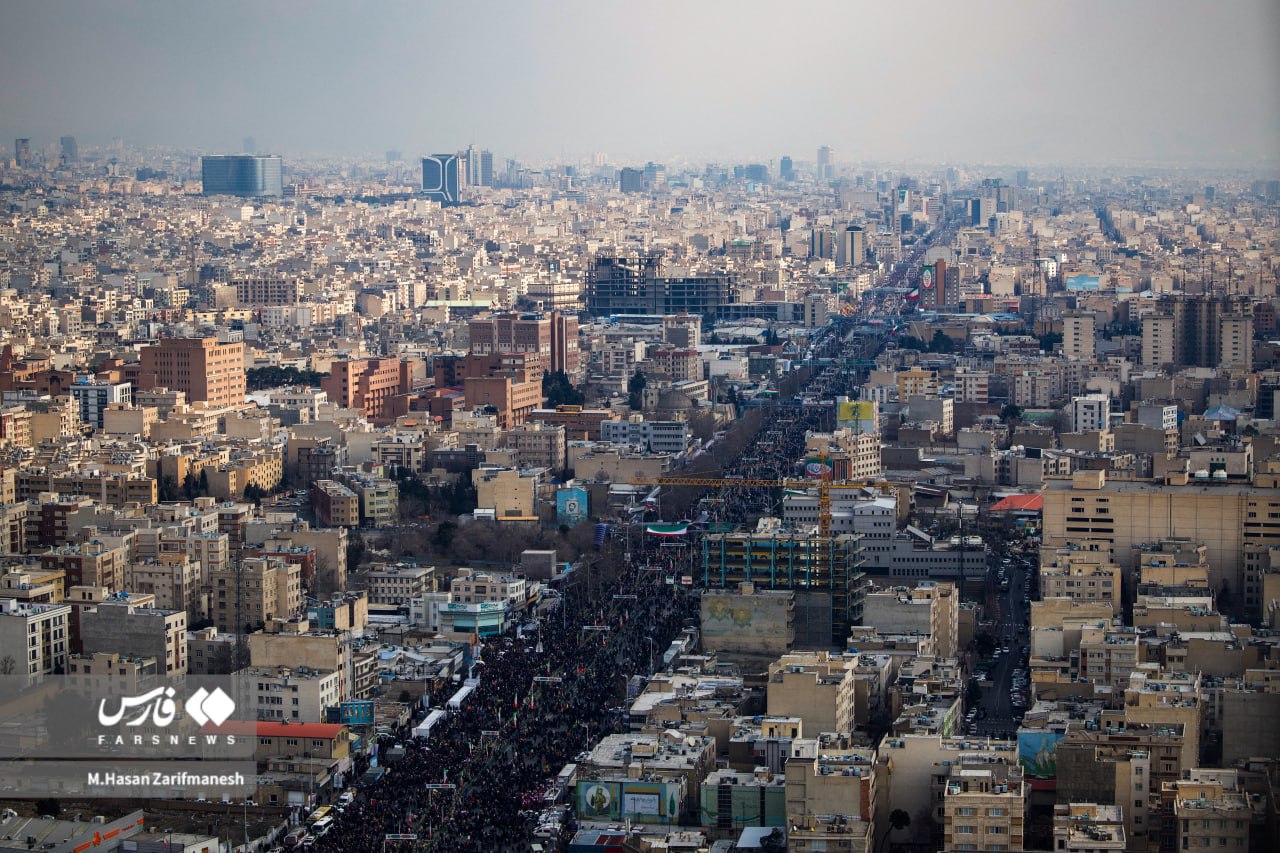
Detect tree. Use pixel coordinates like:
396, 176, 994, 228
896, 335, 927, 351
432, 521, 457, 552
542, 370, 584, 408
345, 534, 366, 571
1000, 404, 1023, 425
928, 329, 955, 354
879, 809, 911, 853
158, 474, 180, 502
34, 798, 60, 818
627, 370, 647, 410
0, 655, 14, 675
760, 828, 786, 853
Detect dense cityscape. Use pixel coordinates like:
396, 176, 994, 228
1, 3, 1279, 853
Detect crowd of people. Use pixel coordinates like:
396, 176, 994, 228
314, 546, 696, 853
315, 364, 847, 852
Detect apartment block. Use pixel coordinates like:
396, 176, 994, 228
209, 557, 302, 633
237, 664, 341, 723
941, 763, 1027, 852
139, 337, 246, 408
79, 600, 187, 675
767, 651, 856, 735
365, 564, 435, 606
0, 598, 70, 683
312, 479, 359, 527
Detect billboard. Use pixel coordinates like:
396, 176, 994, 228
577, 779, 682, 825
1064, 273, 1101, 292
804, 457, 833, 479
556, 487, 588, 527
1018, 730, 1064, 778
338, 700, 375, 726
836, 401, 876, 426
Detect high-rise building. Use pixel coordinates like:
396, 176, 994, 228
13, 138, 30, 168
242, 136, 256, 154
619, 167, 644, 193
385, 149, 401, 163
467, 311, 580, 378
138, 337, 246, 408
69, 379, 132, 429
201, 154, 283, 197
587, 254, 733, 317
322, 358, 410, 420
816, 145, 832, 180
59, 136, 77, 163
837, 225, 865, 267
422, 154, 461, 205
462, 145, 493, 187
1062, 312, 1097, 361
779, 156, 794, 181
642, 162, 666, 188
1140, 294, 1254, 369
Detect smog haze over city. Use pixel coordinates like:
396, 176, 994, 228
2, 0, 1278, 167
4, 2, 1280, 853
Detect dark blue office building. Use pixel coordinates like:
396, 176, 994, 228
201, 154, 283, 197
422, 154, 461, 205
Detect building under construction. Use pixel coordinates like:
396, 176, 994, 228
586, 253, 734, 318
700, 524, 865, 648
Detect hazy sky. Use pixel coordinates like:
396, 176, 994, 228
2, 0, 1277, 168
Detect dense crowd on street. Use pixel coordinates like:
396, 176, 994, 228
314, 548, 696, 853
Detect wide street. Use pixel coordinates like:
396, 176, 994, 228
971, 556, 1032, 738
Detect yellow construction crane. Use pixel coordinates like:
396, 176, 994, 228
631, 474, 889, 538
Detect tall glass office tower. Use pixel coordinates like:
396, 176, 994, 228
201, 154, 283, 197
422, 154, 461, 205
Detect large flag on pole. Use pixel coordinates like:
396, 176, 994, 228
646, 523, 688, 537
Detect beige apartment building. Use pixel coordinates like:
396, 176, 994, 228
1042, 469, 1280, 612
940, 763, 1027, 852
785, 748, 877, 852
767, 651, 855, 735
312, 479, 359, 527
209, 557, 301, 633
1161, 769, 1259, 852
474, 467, 537, 518
238, 664, 341, 723
861, 581, 958, 659
1050, 803, 1125, 852
365, 564, 435, 605
1038, 547, 1122, 609
504, 421, 566, 471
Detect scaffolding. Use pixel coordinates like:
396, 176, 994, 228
700, 530, 865, 645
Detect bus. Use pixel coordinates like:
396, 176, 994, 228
307, 806, 333, 826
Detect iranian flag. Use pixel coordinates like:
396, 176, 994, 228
646, 523, 689, 537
